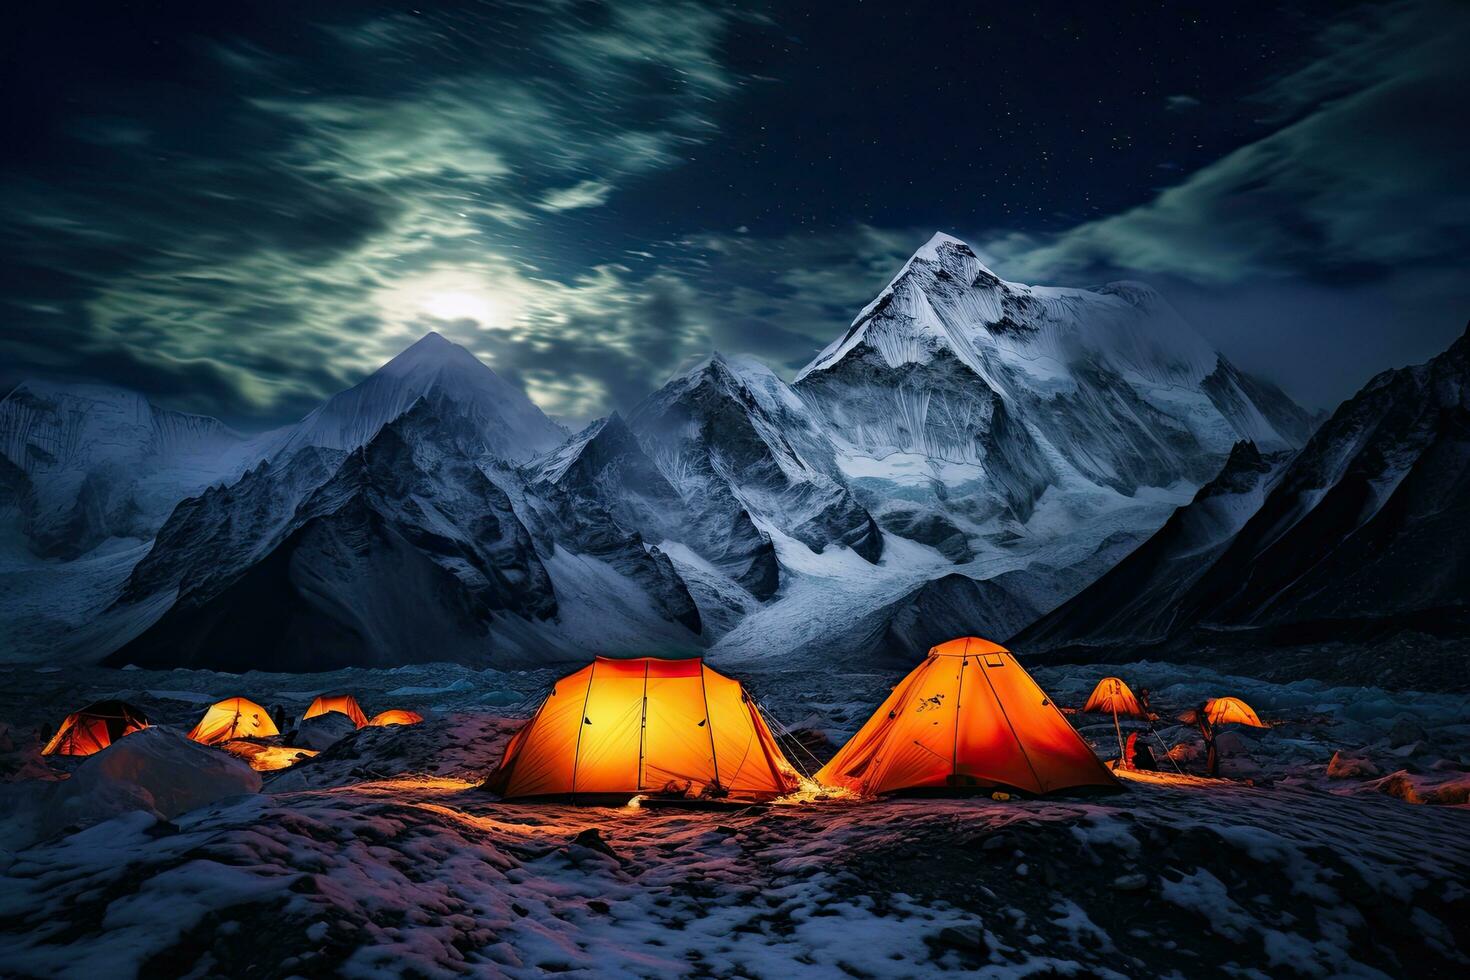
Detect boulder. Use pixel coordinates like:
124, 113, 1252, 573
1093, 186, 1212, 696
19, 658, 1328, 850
293, 712, 359, 751
65, 726, 261, 820
0, 726, 260, 853
1326, 751, 1380, 779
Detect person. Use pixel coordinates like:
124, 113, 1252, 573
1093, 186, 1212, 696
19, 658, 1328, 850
1193, 702, 1219, 777
1125, 731, 1157, 771
1137, 687, 1153, 719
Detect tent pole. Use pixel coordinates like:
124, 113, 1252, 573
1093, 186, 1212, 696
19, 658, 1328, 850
1113, 708, 1124, 766
699, 662, 720, 792
638, 660, 649, 792
952, 654, 967, 781
571, 659, 598, 801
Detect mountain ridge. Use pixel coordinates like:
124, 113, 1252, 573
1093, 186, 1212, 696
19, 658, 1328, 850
1, 236, 1337, 670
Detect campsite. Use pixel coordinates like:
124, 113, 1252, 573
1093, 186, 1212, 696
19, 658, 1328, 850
1, 650, 1466, 977
4, 3, 1470, 975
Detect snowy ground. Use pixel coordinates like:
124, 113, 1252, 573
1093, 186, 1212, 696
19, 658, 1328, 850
0, 661, 1466, 977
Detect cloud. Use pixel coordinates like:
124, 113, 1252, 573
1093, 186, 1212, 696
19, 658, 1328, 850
538, 180, 614, 212
989, 0, 1470, 286
0, 1, 756, 425
1164, 95, 1200, 111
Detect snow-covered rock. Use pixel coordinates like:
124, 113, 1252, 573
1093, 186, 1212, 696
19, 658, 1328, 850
0, 726, 259, 852
623, 353, 882, 602
531, 411, 780, 600
786, 572, 1039, 665
292, 713, 359, 751
0, 381, 245, 558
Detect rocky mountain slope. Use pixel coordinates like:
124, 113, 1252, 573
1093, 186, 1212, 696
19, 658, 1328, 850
529, 410, 780, 599
107, 400, 700, 671
1022, 323, 1470, 656
1016, 441, 1293, 649
0, 381, 244, 558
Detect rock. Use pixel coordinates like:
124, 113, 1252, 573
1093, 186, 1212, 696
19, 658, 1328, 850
1425, 781, 1470, 805
1388, 715, 1430, 749
67, 727, 261, 820
933, 925, 989, 958
1214, 731, 1249, 753
1369, 770, 1422, 804
1112, 873, 1148, 891
572, 827, 619, 860
1168, 742, 1201, 763
1326, 751, 1380, 779
294, 712, 359, 751
0, 727, 261, 851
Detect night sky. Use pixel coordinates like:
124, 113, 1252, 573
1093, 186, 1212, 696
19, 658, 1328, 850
3, 1, 1467, 427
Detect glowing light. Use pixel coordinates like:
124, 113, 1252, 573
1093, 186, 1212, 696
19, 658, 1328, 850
420, 289, 500, 324
375, 268, 519, 330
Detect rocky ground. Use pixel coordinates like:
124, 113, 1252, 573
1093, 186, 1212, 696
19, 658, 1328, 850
0, 659, 1466, 978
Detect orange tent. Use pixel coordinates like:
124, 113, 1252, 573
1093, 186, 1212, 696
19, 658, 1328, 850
1198, 697, 1266, 728
1081, 677, 1146, 718
367, 709, 423, 727
485, 656, 800, 801
188, 697, 279, 745
303, 694, 368, 728
42, 700, 150, 756
816, 637, 1117, 796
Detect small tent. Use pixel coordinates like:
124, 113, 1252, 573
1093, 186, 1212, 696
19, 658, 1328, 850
485, 656, 801, 800
1082, 677, 1146, 718
815, 637, 1117, 796
42, 700, 150, 756
368, 709, 423, 727
1196, 697, 1266, 728
188, 697, 279, 745
1081, 676, 1150, 764
303, 694, 368, 729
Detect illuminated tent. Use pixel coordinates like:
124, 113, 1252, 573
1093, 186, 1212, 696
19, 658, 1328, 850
303, 694, 368, 728
1081, 676, 1149, 763
368, 709, 424, 727
188, 697, 279, 745
42, 700, 150, 756
1081, 677, 1146, 718
1190, 696, 1266, 728
485, 656, 801, 800
815, 637, 1117, 796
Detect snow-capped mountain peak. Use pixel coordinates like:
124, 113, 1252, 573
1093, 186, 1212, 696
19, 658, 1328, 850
268, 331, 568, 464
791, 231, 1317, 532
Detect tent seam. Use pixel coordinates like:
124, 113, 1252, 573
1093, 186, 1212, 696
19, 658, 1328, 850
571, 659, 599, 799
